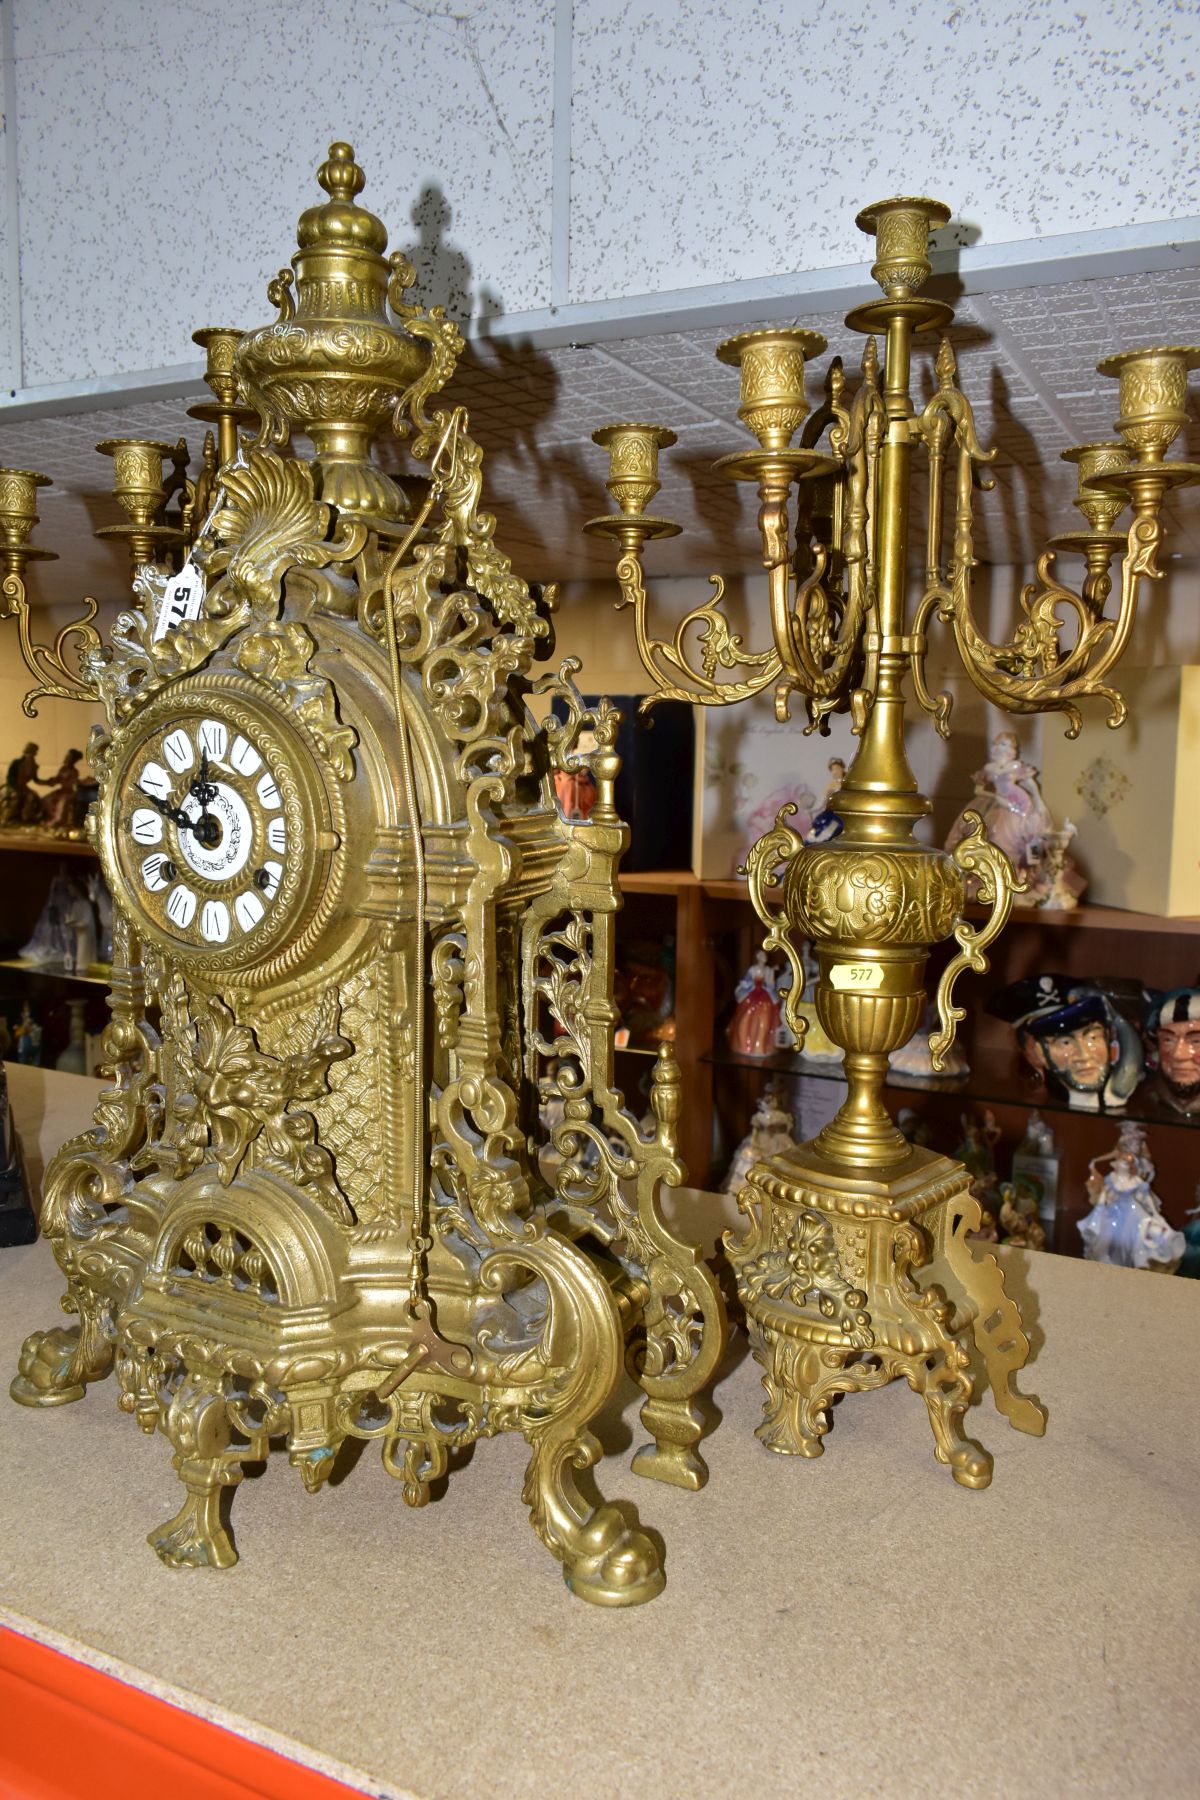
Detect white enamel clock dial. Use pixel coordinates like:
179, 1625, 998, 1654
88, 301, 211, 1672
108, 706, 306, 963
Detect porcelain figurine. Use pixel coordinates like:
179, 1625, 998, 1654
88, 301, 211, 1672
61, 880, 98, 976
987, 973, 1144, 1112
0, 742, 51, 826
1179, 1196, 1200, 1281
945, 730, 1086, 909
955, 1108, 1003, 1237
777, 940, 841, 1059
803, 757, 845, 845
87, 870, 114, 966
889, 1004, 969, 1081
621, 937, 675, 1045
1078, 1122, 1185, 1272
727, 949, 782, 1059
553, 763, 598, 822
739, 782, 815, 876
55, 999, 89, 1076
13, 1003, 42, 1067
721, 1086, 799, 1194
1143, 984, 1200, 1117
1010, 1110, 1059, 1234
18, 873, 74, 967
40, 749, 84, 832
997, 1181, 1046, 1250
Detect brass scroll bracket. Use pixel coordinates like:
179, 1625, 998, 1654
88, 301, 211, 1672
928, 812, 1021, 1071
741, 805, 809, 1050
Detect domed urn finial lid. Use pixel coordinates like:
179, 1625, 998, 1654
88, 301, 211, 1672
296, 141, 388, 254
234, 141, 432, 527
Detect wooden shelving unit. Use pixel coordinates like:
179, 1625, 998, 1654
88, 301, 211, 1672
616, 868, 1200, 1248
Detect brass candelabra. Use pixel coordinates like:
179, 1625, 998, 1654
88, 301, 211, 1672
0, 326, 253, 718
588, 194, 1199, 1484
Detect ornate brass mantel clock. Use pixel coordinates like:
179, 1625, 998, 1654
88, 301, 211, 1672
589, 197, 1199, 1484
7, 144, 724, 1604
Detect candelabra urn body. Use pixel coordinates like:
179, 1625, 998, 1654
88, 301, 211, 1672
589, 194, 1199, 1482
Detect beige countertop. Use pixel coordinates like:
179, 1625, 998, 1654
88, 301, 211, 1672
1, 1065, 1197, 1799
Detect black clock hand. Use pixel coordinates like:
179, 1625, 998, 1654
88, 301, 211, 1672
190, 752, 218, 808
141, 789, 194, 831
188, 752, 221, 847
140, 787, 219, 846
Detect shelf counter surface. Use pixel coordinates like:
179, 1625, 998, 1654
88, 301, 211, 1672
0, 1067, 1196, 1798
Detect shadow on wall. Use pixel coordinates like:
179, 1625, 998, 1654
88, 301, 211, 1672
406, 183, 503, 329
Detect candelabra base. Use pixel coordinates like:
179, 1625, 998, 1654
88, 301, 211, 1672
725, 1143, 1046, 1487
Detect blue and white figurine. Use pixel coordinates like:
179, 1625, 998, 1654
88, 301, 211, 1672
1078, 1121, 1185, 1272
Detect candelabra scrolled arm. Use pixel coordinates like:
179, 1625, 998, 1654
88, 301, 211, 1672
0, 573, 101, 715
613, 545, 782, 713
928, 814, 1020, 1073
914, 340, 1200, 739
741, 806, 809, 1049
919, 499, 1160, 740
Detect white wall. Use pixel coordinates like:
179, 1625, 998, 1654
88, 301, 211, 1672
567, 0, 1200, 302
0, 0, 1196, 397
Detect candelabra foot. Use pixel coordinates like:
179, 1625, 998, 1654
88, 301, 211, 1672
929, 1194, 1048, 1439
726, 1143, 1045, 1486
631, 1395, 709, 1490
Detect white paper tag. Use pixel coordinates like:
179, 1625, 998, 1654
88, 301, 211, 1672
152, 557, 206, 642
829, 962, 885, 992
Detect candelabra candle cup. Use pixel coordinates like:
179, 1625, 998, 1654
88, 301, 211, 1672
0, 467, 55, 587
855, 196, 950, 296
190, 328, 249, 469
0, 467, 50, 553
193, 327, 243, 404
1062, 441, 1129, 533
592, 422, 677, 516
1098, 345, 1200, 461
95, 438, 173, 528
716, 328, 826, 452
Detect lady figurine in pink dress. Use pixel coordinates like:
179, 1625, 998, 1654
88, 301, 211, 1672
945, 731, 1084, 907
727, 950, 782, 1059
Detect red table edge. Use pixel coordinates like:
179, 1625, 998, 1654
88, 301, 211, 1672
0, 1622, 381, 1800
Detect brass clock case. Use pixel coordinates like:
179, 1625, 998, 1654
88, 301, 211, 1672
98, 674, 346, 987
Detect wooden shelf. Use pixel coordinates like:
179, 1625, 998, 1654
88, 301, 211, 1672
0, 957, 112, 989
619, 871, 1200, 934
703, 1040, 1200, 1133
972, 900, 1200, 935
0, 832, 96, 859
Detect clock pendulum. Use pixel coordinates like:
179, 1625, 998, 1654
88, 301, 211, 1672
8, 144, 725, 1603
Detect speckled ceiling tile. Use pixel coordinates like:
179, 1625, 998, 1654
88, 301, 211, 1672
13, 0, 555, 387
568, 0, 1199, 305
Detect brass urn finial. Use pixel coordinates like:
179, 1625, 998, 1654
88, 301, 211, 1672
235, 141, 432, 527
300, 141, 385, 251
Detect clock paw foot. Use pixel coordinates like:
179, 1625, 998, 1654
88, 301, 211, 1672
10, 1323, 109, 1408
149, 1486, 239, 1570
148, 1371, 245, 1570
523, 1426, 665, 1607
